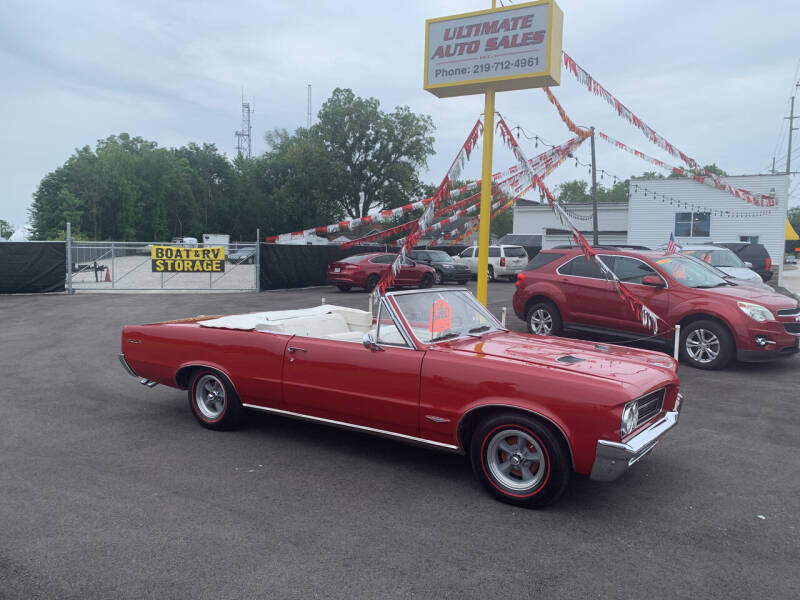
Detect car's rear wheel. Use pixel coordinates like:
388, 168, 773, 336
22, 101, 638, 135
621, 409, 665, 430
337, 285, 351, 292
526, 301, 562, 336
189, 369, 242, 430
365, 274, 380, 292
488, 265, 495, 281
419, 273, 434, 288
680, 319, 733, 369
470, 413, 570, 508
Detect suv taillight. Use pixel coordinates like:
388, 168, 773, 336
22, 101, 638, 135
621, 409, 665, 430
516, 273, 526, 288
500, 257, 506, 267
765, 257, 772, 271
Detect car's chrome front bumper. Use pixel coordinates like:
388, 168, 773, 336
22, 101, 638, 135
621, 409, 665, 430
590, 395, 682, 482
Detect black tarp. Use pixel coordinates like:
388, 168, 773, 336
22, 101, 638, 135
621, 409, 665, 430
259, 244, 391, 290
0, 242, 66, 293
258, 243, 542, 290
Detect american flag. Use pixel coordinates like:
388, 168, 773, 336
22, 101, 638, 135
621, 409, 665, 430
666, 232, 677, 254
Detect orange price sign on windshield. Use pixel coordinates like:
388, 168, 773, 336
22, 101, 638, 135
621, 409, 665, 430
430, 298, 452, 333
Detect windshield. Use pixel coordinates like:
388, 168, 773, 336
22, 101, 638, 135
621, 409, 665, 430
393, 290, 502, 344
654, 256, 729, 288
683, 248, 745, 268
426, 251, 453, 262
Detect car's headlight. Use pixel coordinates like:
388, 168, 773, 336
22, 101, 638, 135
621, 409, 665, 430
736, 301, 773, 322
621, 400, 639, 437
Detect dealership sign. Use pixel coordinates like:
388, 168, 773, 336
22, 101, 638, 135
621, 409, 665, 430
424, 0, 563, 98
150, 246, 225, 273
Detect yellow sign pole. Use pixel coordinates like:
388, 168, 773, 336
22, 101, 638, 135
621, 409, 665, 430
475, 0, 497, 307
476, 86, 495, 306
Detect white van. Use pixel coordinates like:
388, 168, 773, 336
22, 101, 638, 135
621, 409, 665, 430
453, 245, 529, 280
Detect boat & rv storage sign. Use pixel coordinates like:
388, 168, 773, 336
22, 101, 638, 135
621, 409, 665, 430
151, 246, 226, 273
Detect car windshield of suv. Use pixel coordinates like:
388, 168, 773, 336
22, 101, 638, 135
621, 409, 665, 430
683, 249, 745, 268
504, 247, 527, 257
393, 290, 502, 344
654, 256, 729, 288
426, 251, 453, 262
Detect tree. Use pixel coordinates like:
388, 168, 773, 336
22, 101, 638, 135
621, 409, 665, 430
0, 219, 13, 239
314, 88, 435, 218
789, 206, 800, 234
556, 180, 590, 203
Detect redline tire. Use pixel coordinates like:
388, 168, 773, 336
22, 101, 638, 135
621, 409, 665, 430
188, 369, 242, 431
470, 413, 570, 509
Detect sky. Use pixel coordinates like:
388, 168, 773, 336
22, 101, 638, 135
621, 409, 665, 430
1, 0, 799, 231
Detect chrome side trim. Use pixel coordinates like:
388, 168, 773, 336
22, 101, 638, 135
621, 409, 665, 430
590, 409, 680, 482
455, 404, 575, 469
118, 353, 138, 377
241, 404, 462, 453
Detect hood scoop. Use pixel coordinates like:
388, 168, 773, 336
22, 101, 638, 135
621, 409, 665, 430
556, 355, 585, 364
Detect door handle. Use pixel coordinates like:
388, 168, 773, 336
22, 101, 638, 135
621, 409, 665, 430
287, 346, 307, 353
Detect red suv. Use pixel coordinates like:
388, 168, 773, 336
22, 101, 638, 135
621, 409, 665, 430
512, 248, 800, 369
327, 253, 436, 292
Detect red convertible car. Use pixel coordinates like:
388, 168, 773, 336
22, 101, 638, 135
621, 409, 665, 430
120, 288, 682, 508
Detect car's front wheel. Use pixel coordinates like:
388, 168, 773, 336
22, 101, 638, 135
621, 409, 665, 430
470, 413, 571, 508
189, 369, 242, 430
365, 274, 380, 292
680, 319, 733, 369
525, 301, 562, 336
419, 273, 434, 288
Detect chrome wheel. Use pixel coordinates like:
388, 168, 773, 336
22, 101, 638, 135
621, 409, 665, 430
486, 429, 545, 492
194, 374, 227, 420
685, 328, 721, 364
529, 309, 553, 335
434, 270, 443, 284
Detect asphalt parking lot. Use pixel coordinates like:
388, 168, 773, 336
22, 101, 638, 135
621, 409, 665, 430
2, 282, 799, 599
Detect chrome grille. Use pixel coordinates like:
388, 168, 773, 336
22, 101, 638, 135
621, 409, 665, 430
636, 388, 665, 427
777, 307, 800, 317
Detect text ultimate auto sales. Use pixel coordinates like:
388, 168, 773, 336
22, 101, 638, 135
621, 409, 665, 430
429, 16, 545, 61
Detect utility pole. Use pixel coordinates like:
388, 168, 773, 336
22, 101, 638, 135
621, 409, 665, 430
590, 126, 598, 246
786, 83, 799, 175
307, 84, 312, 129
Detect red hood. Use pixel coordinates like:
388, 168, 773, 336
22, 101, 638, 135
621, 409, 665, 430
438, 331, 678, 392
698, 283, 798, 311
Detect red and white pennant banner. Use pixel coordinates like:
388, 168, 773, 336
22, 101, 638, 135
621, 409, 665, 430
562, 52, 697, 169
595, 130, 777, 208
497, 113, 666, 335
560, 53, 776, 208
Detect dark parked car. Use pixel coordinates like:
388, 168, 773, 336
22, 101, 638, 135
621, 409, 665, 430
326, 253, 435, 292
717, 242, 773, 282
408, 250, 471, 284
512, 248, 800, 369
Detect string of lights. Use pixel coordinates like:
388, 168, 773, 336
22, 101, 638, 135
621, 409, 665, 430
565, 152, 775, 218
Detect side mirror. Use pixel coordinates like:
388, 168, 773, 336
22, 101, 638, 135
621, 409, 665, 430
362, 332, 384, 352
744, 261, 754, 269
642, 275, 666, 288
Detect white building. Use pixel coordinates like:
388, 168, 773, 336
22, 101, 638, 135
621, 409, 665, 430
512, 174, 790, 284
512, 201, 629, 248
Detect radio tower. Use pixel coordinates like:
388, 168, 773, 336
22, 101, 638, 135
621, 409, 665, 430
307, 84, 312, 129
235, 93, 253, 158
